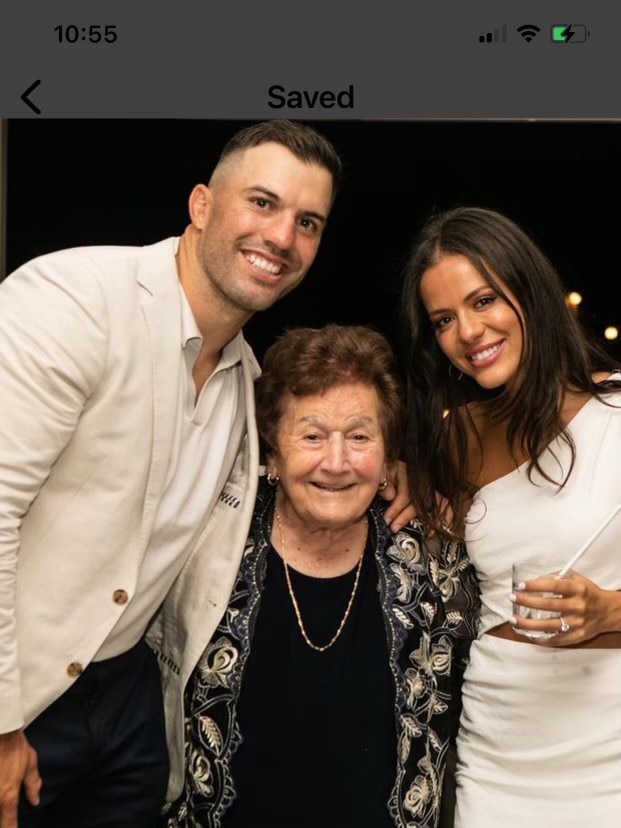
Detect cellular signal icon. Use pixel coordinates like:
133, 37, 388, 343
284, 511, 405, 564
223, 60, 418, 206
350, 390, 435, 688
478, 24, 508, 44
517, 24, 541, 42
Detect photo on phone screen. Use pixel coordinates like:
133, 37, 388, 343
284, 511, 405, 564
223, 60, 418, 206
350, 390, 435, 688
0, 3, 620, 826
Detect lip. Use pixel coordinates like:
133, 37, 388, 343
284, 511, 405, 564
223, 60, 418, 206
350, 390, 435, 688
466, 340, 505, 367
310, 482, 355, 492
242, 249, 288, 282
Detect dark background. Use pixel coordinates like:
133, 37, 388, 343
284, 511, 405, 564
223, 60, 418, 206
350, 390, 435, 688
5, 119, 621, 364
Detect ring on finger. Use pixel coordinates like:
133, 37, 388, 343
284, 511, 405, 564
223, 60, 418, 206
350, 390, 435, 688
559, 616, 570, 634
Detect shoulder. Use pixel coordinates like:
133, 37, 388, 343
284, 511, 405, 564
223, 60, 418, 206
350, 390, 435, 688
4, 237, 175, 290
239, 335, 261, 378
563, 373, 621, 423
594, 371, 614, 382
11, 242, 144, 274
372, 516, 436, 596
386, 522, 429, 566
401, 524, 480, 636
595, 370, 621, 402
2, 244, 131, 309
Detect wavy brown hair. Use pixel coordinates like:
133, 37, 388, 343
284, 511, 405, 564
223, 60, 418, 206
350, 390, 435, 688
255, 324, 404, 465
400, 206, 620, 537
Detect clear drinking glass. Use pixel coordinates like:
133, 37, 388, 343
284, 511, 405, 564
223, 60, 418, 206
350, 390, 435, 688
511, 561, 561, 639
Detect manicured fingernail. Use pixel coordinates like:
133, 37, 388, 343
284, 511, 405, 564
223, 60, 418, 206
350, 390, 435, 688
509, 593, 517, 602
514, 581, 526, 590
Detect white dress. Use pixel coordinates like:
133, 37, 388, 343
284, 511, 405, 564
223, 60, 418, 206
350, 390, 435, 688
455, 384, 621, 828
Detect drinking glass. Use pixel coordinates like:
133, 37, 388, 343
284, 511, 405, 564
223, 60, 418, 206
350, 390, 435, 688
511, 561, 561, 639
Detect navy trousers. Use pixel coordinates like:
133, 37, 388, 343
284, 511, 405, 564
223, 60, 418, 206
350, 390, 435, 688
19, 639, 169, 827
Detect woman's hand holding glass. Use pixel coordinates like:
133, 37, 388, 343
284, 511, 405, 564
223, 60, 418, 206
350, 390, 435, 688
511, 570, 621, 644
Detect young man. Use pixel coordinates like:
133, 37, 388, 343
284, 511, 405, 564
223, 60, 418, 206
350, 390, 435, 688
0, 120, 343, 827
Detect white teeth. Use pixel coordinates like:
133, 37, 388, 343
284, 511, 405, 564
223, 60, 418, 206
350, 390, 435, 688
315, 484, 349, 491
470, 344, 501, 362
246, 253, 281, 275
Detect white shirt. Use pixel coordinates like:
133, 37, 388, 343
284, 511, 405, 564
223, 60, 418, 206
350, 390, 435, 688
95, 282, 245, 659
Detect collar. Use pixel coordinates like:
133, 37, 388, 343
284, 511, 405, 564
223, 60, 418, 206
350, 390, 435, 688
178, 282, 243, 369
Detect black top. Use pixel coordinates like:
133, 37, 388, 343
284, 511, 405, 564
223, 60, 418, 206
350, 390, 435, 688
224, 541, 396, 828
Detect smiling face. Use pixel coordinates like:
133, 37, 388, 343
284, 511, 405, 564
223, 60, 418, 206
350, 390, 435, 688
268, 383, 387, 533
190, 142, 333, 320
420, 253, 525, 393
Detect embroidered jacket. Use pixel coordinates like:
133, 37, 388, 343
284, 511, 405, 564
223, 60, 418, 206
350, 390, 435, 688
163, 479, 479, 828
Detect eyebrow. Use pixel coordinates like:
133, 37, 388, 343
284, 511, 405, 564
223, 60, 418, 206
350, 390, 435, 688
427, 285, 491, 316
245, 186, 328, 225
298, 414, 377, 427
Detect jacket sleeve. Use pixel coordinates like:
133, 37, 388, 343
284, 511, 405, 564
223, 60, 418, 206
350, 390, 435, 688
0, 251, 109, 731
426, 533, 479, 747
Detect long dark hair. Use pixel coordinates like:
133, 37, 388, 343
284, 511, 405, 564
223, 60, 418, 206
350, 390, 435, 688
400, 206, 619, 536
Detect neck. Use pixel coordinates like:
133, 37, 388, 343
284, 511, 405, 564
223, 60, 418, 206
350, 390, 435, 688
176, 224, 250, 359
272, 498, 369, 578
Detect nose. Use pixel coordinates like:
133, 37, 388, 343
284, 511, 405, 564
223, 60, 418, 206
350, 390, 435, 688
457, 310, 485, 343
320, 435, 350, 473
264, 212, 297, 251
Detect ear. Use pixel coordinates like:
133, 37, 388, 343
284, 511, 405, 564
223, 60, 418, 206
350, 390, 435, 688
266, 454, 278, 477
188, 184, 213, 230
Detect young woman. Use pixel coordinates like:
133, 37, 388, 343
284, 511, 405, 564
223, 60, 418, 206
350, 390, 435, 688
401, 207, 621, 827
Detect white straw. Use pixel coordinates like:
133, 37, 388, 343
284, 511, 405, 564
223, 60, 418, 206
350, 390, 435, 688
556, 504, 621, 579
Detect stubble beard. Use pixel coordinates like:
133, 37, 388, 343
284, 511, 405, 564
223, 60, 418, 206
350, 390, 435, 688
199, 246, 308, 315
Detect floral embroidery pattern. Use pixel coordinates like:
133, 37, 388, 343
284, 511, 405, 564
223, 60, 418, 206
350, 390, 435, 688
163, 480, 479, 828
197, 638, 238, 688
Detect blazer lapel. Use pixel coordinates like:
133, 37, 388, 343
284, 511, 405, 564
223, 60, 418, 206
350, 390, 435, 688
136, 238, 183, 554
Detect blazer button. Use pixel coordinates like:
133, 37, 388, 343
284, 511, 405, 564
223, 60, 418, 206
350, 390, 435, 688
67, 662, 83, 678
113, 589, 129, 605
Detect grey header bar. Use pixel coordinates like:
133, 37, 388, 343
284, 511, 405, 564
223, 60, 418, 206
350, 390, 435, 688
0, 1, 618, 119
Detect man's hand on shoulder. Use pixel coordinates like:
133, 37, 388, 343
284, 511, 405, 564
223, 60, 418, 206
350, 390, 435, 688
379, 461, 417, 532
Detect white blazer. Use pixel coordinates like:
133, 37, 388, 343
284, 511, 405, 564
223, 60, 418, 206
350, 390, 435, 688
0, 238, 260, 799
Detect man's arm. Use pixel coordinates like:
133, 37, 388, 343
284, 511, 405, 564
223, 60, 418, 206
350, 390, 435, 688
380, 460, 417, 531
0, 253, 109, 816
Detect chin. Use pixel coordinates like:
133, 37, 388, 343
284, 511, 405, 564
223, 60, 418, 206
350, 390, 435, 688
471, 366, 516, 390
310, 508, 366, 528
475, 376, 505, 391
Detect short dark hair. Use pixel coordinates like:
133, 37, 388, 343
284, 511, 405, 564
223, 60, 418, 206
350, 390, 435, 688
216, 119, 342, 197
255, 324, 404, 464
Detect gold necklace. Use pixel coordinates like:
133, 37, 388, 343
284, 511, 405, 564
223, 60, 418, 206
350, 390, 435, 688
273, 508, 365, 653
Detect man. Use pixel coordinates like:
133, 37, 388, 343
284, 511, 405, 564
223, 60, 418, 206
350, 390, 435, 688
0, 120, 409, 827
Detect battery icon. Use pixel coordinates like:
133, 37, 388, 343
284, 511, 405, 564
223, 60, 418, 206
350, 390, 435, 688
551, 24, 589, 43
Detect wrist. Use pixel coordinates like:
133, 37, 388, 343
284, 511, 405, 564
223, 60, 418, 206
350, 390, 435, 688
0, 729, 23, 742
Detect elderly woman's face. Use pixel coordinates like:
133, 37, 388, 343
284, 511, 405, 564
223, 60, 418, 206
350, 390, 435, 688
268, 382, 386, 531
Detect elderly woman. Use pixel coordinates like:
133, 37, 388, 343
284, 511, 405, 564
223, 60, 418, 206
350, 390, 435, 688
162, 324, 478, 828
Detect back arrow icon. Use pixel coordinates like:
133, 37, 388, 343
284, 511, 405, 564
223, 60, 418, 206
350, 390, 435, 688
21, 80, 42, 114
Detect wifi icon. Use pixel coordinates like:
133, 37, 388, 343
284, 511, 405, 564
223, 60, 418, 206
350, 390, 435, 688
517, 24, 541, 42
